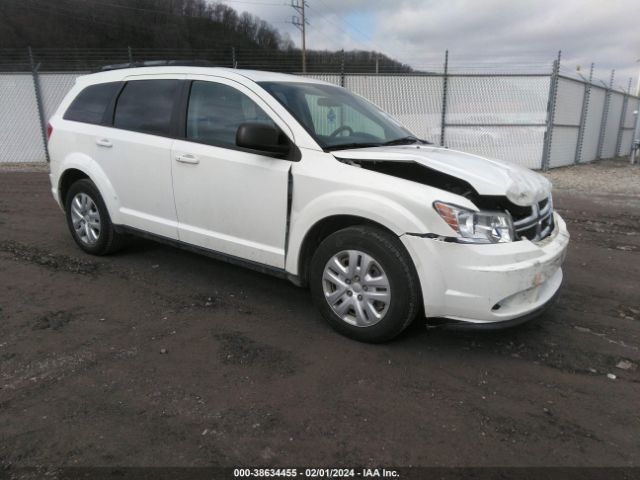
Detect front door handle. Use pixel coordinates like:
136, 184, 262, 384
175, 153, 199, 165
96, 138, 113, 148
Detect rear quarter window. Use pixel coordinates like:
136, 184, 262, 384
113, 79, 180, 137
63, 82, 122, 125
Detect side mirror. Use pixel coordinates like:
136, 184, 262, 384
236, 122, 290, 156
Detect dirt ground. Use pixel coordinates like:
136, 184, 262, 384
0, 160, 639, 469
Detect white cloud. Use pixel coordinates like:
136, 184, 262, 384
219, 0, 640, 88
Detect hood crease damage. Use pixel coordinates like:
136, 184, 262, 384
333, 145, 552, 207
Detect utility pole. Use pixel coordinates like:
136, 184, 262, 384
290, 0, 308, 73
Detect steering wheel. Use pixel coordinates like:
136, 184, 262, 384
329, 125, 353, 138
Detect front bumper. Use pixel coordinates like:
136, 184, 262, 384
400, 212, 570, 325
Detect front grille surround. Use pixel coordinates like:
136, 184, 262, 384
512, 196, 554, 242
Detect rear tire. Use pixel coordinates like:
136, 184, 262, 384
309, 225, 420, 343
64, 179, 126, 255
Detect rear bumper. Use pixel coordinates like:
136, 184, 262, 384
400, 212, 570, 326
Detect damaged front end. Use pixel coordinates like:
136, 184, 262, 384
335, 152, 555, 243
332, 145, 568, 327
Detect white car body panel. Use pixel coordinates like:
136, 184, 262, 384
284, 148, 477, 275
94, 125, 179, 239
170, 74, 295, 267
332, 145, 552, 206
48, 66, 570, 327
171, 138, 291, 267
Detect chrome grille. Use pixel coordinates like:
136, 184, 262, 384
513, 196, 554, 242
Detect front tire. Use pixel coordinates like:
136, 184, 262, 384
64, 179, 125, 255
309, 225, 420, 343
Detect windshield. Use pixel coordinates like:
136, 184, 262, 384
259, 81, 416, 150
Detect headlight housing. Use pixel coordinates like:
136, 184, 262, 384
433, 201, 514, 244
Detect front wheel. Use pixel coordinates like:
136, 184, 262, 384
309, 225, 420, 343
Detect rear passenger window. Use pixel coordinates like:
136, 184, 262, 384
186, 81, 275, 148
114, 80, 179, 136
64, 82, 121, 125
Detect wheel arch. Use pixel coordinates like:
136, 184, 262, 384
58, 168, 90, 210
291, 214, 423, 289
286, 189, 429, 281
56, 156, 121, 223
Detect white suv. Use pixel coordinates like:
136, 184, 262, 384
48, 65, 569, 342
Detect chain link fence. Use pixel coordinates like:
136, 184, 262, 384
0, 73, 46, 163
1, 47, 638, 169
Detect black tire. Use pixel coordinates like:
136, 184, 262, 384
309, 225, 420, 343
64, 178, 126, 255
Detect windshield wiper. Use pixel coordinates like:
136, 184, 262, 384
325, 142, 382, 151
325, 136, 431, 151
381, 136, 430, 146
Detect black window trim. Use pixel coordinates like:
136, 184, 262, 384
102, 81, 126, 126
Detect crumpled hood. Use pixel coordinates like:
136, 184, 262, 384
332, 145, 551, 206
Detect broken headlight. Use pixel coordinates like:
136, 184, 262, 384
433, 201, 514, 244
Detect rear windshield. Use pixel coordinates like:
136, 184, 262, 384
64, 82, 121, 125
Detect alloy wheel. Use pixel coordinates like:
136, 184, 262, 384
70, 192, 101, 245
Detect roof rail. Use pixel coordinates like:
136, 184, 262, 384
95, 59, 216, 73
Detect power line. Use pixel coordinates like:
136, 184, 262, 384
11, 0, 286, 20
6, 0, 161, 34
218, 0, 287, 5
289, 0, 308, 72
5, 0, 290, 48
304, 1, 391, 66
312, 0, 379, 49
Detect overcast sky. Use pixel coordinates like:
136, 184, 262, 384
222, 0, 640, 90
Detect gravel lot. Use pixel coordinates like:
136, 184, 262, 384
1, 159, 639, 471
544, 158, 640, 197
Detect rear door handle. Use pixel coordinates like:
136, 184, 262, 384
95, 138, 113, 148
175, 153, 199, 165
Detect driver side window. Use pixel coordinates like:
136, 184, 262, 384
186, 81, 276, 148
303, 93, 385, 139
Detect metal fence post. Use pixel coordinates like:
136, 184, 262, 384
596, 70, 614, 160
127, 46, 133, 63
340, 49, 345, 87
439, 49, 448, 147
232, 47, 237, 68
541, 51, 561, 171
614, 78, 632, 157
574, 63, 593, 164
28, 46, 49, 163
631, 102, 640, 164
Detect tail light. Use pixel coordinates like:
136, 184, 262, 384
46, 122, 53, 141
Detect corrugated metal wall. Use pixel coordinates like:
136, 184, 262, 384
580, 87, 606, 163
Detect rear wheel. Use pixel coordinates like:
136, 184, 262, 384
309, 225, 420, 342
64, 179, 126, 255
